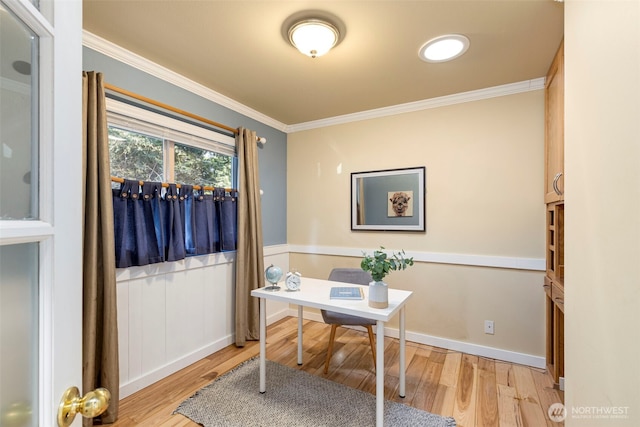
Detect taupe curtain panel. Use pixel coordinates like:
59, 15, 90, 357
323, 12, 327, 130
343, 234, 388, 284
234, 127, 265, 346
82, 71, 119, 425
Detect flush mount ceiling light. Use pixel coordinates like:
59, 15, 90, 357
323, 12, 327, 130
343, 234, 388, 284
288, 18, 340, 58
419, 34, 470, 63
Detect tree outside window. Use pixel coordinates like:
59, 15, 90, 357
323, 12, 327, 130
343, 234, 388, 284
108, 126, 234, 188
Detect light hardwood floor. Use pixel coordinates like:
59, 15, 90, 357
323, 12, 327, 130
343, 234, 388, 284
110, 317, 564, 426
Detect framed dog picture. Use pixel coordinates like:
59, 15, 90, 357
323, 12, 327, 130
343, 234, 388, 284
351, 166, 426, 232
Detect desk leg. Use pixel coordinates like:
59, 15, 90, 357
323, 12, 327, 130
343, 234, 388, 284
297, 305, 303, 365
399, 306, 406, 398
259, 297, 266, 393
376, 320, 385, 427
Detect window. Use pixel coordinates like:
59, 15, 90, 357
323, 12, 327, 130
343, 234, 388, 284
106, 99, 236, 188
106, 99, 238, 267
108, 127, 163, 182
174, 142, 233, 187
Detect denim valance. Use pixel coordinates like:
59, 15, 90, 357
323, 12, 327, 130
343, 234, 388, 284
113, 179, 237, 268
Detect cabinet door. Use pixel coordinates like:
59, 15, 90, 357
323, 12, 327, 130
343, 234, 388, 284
544, 276, 565, 383
546, 203, 564, 282
545, 41, 564, 203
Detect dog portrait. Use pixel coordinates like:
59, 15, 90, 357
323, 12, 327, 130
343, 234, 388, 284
388, 191, 413, 217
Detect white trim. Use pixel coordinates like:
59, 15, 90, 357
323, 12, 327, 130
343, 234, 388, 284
39, 237, 54, 427
263, 243, 289, 257
3, 0, 54, 37
288, 244, 545, 271
114, 244, 290, 282
295, 309, 545, 369
50, 0, 83, 424
107, 98, 235, 158
82, 30, 546, 133
287, 78, 546, 132
113, 243, 542, 283
82, 30, 288, 132
115, 250, 236, 282
402, 330, 546, 369
107, 98, 235, 149
0, 221, 54, 245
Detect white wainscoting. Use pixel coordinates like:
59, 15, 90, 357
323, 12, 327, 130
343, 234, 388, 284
116, 245, 290, 398
116, 244, 545, 398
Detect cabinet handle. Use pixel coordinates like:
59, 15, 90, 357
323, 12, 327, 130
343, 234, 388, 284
552, 172, 563, 195
554, 297, 564, 305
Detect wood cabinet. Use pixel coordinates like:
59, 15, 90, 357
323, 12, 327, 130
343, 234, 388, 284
544, 41, 565, 386
545, 203, 564, 383
545, 41, 564, 204
546, 203, 564, 284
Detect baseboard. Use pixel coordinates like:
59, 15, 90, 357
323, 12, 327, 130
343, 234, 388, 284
403, 331, 546, 369
119, 335, 234, 399
289, 308, 545, 369
119, 305, 544, 399
267, 307, 291, 325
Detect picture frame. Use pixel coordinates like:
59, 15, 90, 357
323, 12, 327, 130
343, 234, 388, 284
351, 166, 426, 232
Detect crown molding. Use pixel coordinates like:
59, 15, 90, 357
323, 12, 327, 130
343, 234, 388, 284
83, 31, 545, 135
82, 31, 288, 132
286, 78, 546, 133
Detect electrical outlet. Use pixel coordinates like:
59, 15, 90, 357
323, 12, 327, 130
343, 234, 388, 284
484, 320, 495, 335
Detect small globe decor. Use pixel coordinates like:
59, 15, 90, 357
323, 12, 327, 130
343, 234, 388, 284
264, 264, 283, 291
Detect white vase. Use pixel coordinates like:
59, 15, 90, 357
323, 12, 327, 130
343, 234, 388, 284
368, 281, 388, 309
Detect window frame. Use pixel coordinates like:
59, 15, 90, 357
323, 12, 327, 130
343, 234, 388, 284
106, 98, 237, 188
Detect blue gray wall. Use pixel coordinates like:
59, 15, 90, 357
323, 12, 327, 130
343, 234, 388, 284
83, 47, 287, 245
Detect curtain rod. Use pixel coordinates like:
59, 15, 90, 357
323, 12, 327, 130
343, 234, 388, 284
111, 176, 236, 194
104, 83, 267, 144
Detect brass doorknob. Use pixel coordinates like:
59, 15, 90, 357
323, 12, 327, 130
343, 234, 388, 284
57, 386, 110, 427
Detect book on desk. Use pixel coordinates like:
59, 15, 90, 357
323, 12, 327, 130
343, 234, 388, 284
329, 286, 364, 300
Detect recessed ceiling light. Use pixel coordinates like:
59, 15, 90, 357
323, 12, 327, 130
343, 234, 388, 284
419, 34, 470, 63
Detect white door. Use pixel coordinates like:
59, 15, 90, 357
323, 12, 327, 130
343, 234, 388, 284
1, 0, 84, 426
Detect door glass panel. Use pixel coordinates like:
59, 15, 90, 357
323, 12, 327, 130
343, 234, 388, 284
0, 5, 39, 220
0, 243, 39, 427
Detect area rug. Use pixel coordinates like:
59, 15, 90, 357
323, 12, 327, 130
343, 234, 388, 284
175, 357, 456, 427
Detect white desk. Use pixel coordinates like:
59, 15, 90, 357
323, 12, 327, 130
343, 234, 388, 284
251, 277, 413, 427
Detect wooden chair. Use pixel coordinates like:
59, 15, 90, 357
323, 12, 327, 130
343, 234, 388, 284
321, 268, 376, 374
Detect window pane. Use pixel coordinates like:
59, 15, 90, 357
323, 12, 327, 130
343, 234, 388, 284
0, 5, 39, 220
174, 142, 233, 188
108, 126, 163, 182
0, 243, 39, 426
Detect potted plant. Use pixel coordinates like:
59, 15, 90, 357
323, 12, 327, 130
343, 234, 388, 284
361, 247, 414, 308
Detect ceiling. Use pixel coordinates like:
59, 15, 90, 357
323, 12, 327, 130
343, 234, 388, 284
83, 1, 564, 126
